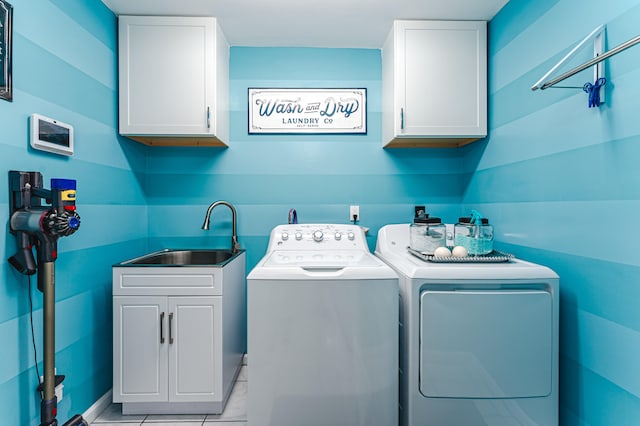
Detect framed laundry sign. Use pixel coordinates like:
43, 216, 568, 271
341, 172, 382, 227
248, 88, 366, 134
0, 0, 12, 102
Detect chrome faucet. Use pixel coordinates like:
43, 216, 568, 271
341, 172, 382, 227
202, 201, 240, 253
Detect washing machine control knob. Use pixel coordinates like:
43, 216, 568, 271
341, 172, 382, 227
295, 232, 303, 240
313, 230, 324, 242
282, 232, 289, 241
347, 231, 355, 241
335, 232, 342, 240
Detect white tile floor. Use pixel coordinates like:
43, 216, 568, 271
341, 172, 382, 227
91, 365, 248, 426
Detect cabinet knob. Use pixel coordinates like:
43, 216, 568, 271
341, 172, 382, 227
400, 107, 405, 130
207, 106, 211, 129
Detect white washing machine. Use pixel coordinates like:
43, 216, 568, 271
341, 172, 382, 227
375, 224, 559, 426
247, 224, 399, 426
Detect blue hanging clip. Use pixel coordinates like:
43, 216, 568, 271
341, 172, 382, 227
583, 77, 606, 108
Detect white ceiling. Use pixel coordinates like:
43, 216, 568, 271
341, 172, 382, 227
101, 0, 509, 48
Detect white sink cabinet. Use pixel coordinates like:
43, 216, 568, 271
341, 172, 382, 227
112, 252, 245, 414
382, 20, 487, 148
118, 16, 229, 146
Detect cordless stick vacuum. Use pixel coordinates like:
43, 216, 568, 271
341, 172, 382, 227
8, 171, 86, 426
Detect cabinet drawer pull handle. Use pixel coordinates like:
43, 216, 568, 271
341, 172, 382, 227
169, 312, 174, 344
207, 106, 211, 129
400, 107, 405, 130
160, 312, 165, 344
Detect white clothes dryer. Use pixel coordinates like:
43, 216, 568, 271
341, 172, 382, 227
375, 224, 559, 426
247, 224, 399, 426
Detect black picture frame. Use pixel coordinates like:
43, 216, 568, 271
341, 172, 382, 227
248, 88, 367, 135
0, 0, 12, 102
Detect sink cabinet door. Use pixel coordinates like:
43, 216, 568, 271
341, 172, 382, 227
168, 296, 223, 402
113, 296, 169, 403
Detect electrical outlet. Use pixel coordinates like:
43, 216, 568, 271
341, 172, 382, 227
350, 205, 360, 222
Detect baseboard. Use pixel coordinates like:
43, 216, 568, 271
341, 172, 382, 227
81, 354, 246, 421
82, 389, 112, 424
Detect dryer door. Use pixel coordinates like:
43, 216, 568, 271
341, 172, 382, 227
419, 289, 552, 398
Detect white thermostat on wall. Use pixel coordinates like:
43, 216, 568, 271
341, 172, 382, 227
30, 113, 74, 156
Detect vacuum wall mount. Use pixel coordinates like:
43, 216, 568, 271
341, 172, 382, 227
8, 170, 86, 426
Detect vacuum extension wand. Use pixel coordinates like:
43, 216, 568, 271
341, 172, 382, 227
8, 171, 85, 426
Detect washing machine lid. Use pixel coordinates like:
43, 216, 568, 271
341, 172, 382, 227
249, 250, 398, 280
263, 250, 379, 268
247, 223, 399, 280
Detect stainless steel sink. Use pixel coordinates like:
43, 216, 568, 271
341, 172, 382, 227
119, 249, 241, 266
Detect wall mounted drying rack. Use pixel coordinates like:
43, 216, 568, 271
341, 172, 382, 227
532, 25, 640, 97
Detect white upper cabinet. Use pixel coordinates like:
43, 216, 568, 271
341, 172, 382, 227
118, 16, 229, 146
382, 20, 487, 148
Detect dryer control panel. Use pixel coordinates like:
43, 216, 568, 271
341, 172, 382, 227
267, 224, 368, 252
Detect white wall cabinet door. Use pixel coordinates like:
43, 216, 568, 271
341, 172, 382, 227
113, 296, 168, 403
118, 16, 229, 146
382, 20, 487, 148
169, 296, 223, 403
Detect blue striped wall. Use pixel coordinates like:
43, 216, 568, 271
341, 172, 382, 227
5, 1, 637, 424
474, 0, 640, 423
0, 1, 147, 424
145, 47, 469, 268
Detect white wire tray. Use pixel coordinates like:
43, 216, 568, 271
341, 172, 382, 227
407, 247, 514, 263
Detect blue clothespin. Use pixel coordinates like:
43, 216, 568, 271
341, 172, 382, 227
583, 77, 606, 108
